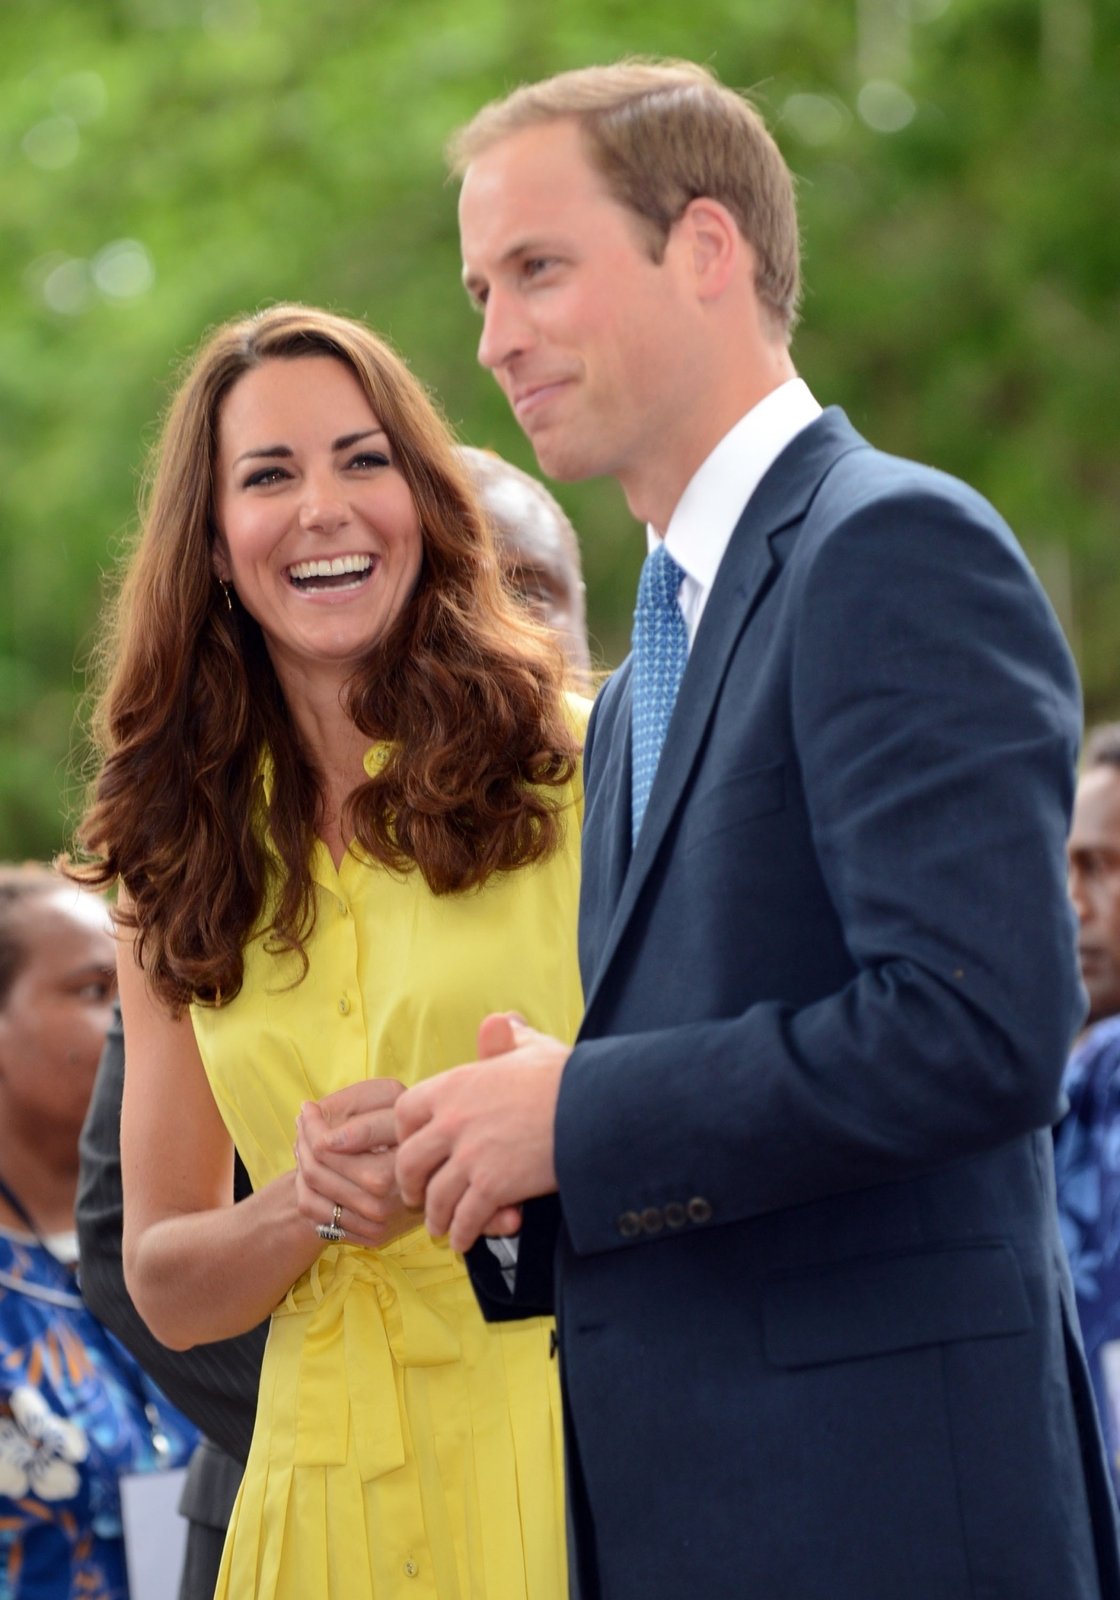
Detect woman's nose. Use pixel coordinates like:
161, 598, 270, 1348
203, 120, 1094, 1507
298, 476, 349, 534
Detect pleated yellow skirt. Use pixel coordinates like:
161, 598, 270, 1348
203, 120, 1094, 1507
215, 1232, 566, 1599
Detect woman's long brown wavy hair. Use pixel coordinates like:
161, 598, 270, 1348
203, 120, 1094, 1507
75, 305, 579, 1014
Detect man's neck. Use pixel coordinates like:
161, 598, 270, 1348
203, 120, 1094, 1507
621, 352, 799, 533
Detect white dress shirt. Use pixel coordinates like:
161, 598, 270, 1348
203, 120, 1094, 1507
652, 378, 823, 648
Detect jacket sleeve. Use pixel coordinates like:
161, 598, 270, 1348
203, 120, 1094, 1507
555, 481, 1085, 1257
77, 1005, 268, 1463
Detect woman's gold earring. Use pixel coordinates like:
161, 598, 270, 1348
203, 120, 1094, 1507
220, 579, 233, 613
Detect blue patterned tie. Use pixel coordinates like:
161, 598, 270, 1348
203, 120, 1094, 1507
630, 542, 689, 846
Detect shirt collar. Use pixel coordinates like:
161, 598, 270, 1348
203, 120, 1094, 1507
257, 740, 391, 807
649, 378, 823, 591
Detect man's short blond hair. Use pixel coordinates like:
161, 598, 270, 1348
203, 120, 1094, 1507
449, 58, 801, 336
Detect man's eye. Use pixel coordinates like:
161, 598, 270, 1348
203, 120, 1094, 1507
78, 973, 117, 1001
1081, 852, 1117, 878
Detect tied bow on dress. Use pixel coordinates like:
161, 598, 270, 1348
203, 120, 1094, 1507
279, 1236, 461, 1483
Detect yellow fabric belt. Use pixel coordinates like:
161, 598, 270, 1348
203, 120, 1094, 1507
273, 1237, 461, 1482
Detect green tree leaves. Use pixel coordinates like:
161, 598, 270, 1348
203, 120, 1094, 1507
2, 0, 1116, 856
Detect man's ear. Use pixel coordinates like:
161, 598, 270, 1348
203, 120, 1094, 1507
677, 197, 745, 302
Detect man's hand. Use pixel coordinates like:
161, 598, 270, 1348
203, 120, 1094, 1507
395, 1013, 570, 1253
294, 1079, 421, 1250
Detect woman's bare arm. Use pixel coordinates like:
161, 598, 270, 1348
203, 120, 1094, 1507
118, 909, 321, 1350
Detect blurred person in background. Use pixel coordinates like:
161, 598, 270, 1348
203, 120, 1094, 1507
73, 304, 584, 1600
77, 1003, 266, 1600
1066, 726, 1120, 1036
1056, 724, 1120, 1500
76, 439, 595, 1600
0, 864, 196, 1599
460, 444, 592, 690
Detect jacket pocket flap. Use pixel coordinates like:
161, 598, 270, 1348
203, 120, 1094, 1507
763, 1242, 1032, 1370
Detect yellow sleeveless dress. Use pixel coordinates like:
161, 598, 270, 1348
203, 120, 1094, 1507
190, 735, 584, 1599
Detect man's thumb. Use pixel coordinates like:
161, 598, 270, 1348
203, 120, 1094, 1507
477, 1011, 523, 1059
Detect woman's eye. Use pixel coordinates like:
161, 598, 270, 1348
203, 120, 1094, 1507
348, 451, 391, 470
243, 465, 290, 488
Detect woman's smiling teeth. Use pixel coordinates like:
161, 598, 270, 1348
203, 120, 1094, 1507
286, 553, 374, 591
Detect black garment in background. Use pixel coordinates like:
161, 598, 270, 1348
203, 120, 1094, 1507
176, 1442, 245, 1598
76, 1004, 268, 1600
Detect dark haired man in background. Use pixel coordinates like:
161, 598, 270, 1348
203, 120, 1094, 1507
1057, 723, 1120, 1504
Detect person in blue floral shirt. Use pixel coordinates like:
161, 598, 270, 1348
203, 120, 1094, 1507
1055, 725, 1120, 1500
0, 865, 196, 1598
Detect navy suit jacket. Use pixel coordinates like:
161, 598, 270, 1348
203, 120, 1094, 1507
472, 409, 1120, 1599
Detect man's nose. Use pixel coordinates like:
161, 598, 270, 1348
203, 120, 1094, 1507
1069, 863, 1092, 924
477, 287, 529, 373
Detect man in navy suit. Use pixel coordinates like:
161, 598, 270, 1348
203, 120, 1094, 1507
387, 59, 1120, 1599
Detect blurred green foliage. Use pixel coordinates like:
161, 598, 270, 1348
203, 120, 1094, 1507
2, 0, 1117, 859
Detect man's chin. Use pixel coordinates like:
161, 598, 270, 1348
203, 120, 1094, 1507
525, 436, 598, 485
1083, 985, 1120, 1030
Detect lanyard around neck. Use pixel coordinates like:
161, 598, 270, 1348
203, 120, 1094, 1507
0, 1171, 77, 1277
0, 1171, 41, 1239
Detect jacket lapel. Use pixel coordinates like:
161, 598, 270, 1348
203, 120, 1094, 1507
577, 659, 634, 990
581, 408, 866, 1017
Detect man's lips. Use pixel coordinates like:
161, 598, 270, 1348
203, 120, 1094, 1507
1079, 945, 1111, 973
512, 378, 571, 423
